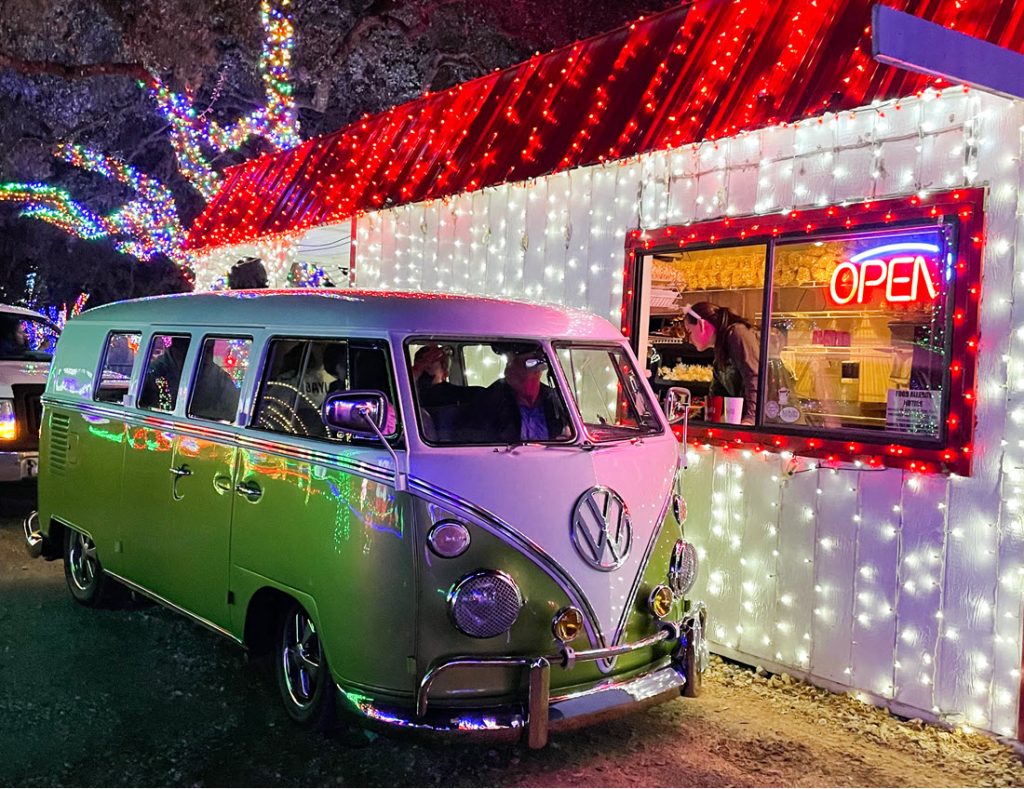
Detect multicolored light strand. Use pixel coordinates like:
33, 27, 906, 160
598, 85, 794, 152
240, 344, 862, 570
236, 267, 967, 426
56, 143, 185, 263
0, 146, 186, 265
0, 183, 106, 239
150, 0, 301, 201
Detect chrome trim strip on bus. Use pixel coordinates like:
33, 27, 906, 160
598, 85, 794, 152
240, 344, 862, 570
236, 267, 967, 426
408, 477, 607, 649
105, 569, 243, 646
41, 396, 398, 485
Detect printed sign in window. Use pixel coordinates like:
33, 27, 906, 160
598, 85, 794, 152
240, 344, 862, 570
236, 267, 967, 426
885, 388, 941, 437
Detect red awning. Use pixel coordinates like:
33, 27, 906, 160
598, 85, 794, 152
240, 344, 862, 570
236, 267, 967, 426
186, 0, 1024, 252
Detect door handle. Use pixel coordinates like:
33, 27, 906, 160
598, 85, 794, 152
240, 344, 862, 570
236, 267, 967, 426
170, 464, 192, 501
235, 480, 263, 502
213, 474, 233, 494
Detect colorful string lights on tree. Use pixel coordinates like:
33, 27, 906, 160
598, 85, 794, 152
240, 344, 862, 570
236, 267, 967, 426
0, 0, 301, 276
0, 145, 186, 265
149, 0, 301, 202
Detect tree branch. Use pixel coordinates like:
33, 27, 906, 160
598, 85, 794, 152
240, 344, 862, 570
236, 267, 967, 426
0, 51, 155, 85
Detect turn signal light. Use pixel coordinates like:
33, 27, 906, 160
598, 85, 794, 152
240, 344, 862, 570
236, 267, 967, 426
552, 606, 584, 643
0, 400, 16, 441
649, 584, 674, 619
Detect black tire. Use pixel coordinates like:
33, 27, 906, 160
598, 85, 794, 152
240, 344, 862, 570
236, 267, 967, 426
63, 528, 119, 607
275, 601, 337, 732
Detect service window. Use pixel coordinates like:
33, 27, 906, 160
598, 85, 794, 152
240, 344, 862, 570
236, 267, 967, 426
95, 332, 141, 404
625, 190, 983, 474
138, 334, 190, 412
767, 227, 950, 441
252, 338, 398, 441
187, 337, 252, 423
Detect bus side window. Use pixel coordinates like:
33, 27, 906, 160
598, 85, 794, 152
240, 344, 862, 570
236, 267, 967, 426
187, 337, 252, 423
95, 332, 141, 405
138, 334, 190, 413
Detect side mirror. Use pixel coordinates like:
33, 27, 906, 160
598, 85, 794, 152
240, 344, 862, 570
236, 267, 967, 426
322, 390, 395, 439
662, 386, 691, 425
663, 386, 691, 469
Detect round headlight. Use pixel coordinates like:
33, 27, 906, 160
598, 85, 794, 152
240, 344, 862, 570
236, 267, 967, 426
427, 520, 471, 558
448, 571, 523, 638
668, 539, 699, 596
552, 606, 584, 643
649, 584, 674, 619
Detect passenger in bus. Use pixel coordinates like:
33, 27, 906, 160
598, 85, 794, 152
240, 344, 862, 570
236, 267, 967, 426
323, 343, 348, 395
681, 301, 760, 425
191, 354, 242, 422
469, 349, 569, 442
410, 344, 472, 408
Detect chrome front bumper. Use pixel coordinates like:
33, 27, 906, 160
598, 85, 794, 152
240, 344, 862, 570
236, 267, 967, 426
340, 604, 708, 748
23, 511, 46, 558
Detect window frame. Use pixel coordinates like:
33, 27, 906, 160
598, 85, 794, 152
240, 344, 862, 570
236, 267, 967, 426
93, 330, 142, 406
185, 334, 254, 425
403, 335, 578, 448
552, 340, 665, 441
138, 332, 192, 414
622, 189, 984, 475
249, 334, 402, 446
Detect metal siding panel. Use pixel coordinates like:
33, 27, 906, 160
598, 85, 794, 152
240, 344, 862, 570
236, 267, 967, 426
809, 467, 860, 684
522, 178, 549, 301
773, 462, 821, 671
667, 149, 698, 226
585, 167, 619, 319
850, 468, 904, 698
735, 456, 785, 660
893, 473, 949, 712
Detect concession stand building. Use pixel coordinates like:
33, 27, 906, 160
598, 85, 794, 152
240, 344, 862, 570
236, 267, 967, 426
185, 0, 1024, 739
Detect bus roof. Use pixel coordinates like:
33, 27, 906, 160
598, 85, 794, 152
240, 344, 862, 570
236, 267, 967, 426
73, 289, 624, 341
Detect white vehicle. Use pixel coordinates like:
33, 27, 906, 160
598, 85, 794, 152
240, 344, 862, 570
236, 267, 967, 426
0, 304, 60, 481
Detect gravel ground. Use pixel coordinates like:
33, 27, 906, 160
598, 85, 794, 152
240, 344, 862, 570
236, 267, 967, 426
3, 481, 1024, 787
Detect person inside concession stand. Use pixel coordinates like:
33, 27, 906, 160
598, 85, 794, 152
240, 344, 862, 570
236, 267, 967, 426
682, 301, 760, 425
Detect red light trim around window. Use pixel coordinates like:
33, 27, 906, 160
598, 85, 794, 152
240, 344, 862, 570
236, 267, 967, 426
624, 188, 985, 476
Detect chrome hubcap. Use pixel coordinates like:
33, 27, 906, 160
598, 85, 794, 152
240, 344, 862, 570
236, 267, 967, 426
68, 532, 98, 591
282, 608, 321, 709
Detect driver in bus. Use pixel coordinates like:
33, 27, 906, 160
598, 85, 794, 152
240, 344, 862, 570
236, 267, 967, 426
470, 348, 569, 442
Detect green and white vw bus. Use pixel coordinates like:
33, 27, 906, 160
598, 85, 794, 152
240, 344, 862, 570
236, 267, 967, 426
28, 290, 706, 747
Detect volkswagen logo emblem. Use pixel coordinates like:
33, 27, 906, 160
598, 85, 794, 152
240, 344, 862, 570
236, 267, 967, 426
570, 486, 632, 571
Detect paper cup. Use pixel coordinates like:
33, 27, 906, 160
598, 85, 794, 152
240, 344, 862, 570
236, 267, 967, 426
723, 396, 744, 424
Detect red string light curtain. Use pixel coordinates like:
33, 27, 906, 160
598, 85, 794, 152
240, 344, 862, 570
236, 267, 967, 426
186, 0, 1024, 253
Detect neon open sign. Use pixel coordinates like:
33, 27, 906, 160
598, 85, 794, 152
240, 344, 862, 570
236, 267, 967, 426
827, 242, 942, 306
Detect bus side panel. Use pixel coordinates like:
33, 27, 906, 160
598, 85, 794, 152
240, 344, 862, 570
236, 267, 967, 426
39, 323, 129, 574
230, 449, 417, 693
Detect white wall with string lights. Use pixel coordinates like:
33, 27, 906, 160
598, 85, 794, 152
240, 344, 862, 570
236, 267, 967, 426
350, 87, 1024, 737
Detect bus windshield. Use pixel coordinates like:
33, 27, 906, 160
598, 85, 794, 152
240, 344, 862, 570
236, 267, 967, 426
406, 339, 574, 446
553, 343, 663, 442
